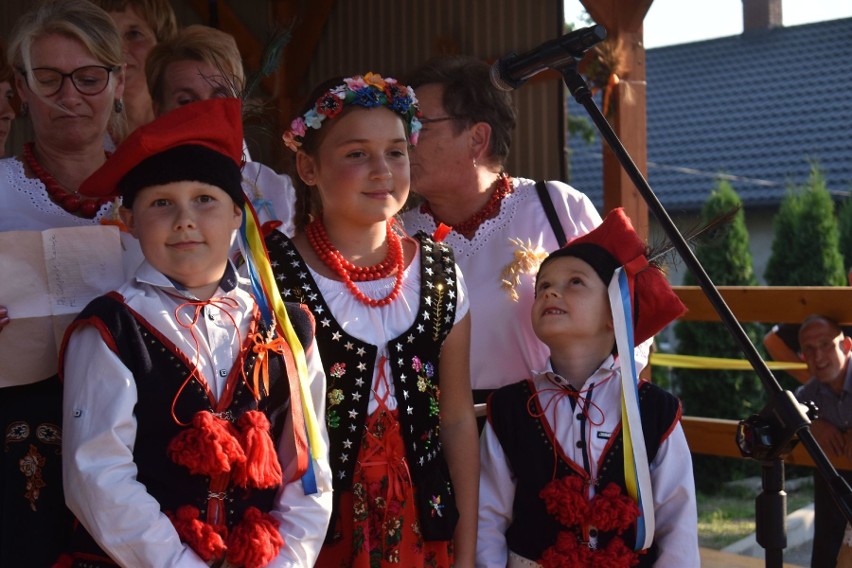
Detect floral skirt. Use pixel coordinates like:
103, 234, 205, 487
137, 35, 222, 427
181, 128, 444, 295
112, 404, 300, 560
316, 408, 454, 568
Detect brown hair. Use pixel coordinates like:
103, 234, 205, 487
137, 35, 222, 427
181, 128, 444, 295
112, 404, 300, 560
88, 0, 177, 43
288, 76, 345, 233
406, 54, 516, 166
145, 24, 244, 109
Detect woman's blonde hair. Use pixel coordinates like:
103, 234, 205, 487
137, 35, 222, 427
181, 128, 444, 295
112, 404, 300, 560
8, 0, 126, 136
89, 0, 178, 43
146, 25, 245, 109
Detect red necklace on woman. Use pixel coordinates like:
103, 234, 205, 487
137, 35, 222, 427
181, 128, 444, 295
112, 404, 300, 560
306, 218, 405, 307
22, 142, 112, 219
420, 172, 514, 239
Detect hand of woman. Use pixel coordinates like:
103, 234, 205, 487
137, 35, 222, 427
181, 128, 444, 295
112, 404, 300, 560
0, 305, 8, 332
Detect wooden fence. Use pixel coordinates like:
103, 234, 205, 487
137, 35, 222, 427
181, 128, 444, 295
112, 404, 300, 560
673, 286, 852, 471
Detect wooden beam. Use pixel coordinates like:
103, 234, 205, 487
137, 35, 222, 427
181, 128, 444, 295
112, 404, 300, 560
578, 0, 654, 240
674, 286, 852, 325
682, 416, 852, 471
270, 0, 335, 123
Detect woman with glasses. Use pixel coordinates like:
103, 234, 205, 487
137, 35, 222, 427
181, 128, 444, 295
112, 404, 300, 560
400, 55, 602, 423
0, 1, 126, 565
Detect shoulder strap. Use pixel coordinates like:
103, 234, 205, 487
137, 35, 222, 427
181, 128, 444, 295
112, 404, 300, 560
534, 180, 567, 247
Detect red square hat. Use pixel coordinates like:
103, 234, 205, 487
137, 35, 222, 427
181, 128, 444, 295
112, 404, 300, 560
79, 98, 245, 206
540, 207, 687, 344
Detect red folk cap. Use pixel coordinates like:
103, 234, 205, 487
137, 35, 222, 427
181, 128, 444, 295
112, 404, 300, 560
79, 98, 245, 205
540, 207, 687, 344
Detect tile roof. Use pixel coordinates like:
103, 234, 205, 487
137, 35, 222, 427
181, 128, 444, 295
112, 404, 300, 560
567, 17, 852, 210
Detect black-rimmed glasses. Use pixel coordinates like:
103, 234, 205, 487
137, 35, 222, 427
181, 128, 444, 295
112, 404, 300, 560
20, 65, 120, 97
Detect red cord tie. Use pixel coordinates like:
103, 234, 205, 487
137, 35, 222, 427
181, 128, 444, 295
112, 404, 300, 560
250, 333, 289, 400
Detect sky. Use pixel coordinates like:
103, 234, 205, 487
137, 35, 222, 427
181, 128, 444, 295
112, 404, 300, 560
564, 0, 852, 49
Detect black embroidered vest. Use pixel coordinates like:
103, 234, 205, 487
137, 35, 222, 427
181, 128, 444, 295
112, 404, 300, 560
61, 293, 313, 565
265, 230, 460, 541
489, 379, 681, 565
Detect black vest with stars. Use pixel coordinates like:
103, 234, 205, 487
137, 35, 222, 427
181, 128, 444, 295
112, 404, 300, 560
61, 292, 313, 566
265, 230, 460, 541
488, 378, 681, 566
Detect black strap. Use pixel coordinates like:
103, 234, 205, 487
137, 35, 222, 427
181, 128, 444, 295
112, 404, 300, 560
535, 180, 567, 247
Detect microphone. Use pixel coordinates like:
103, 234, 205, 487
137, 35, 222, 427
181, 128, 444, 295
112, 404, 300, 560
490, 24, 607, 91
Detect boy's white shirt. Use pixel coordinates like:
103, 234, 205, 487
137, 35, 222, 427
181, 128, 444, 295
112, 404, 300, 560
62, 261, 332, 567
476, 356, 699, 568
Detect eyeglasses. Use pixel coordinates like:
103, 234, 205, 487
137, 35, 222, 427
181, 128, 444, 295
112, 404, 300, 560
20, 65, 120, 97
419, 116, 462, 125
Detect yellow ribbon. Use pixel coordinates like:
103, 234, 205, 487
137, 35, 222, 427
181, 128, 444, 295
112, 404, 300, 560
243, 207, 323, 463
650, 353, 807, 371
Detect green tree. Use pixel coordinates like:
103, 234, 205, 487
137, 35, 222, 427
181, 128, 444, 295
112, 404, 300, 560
836, 198, 852, 277
764, 166, 845, 286
673, 180, 765, 491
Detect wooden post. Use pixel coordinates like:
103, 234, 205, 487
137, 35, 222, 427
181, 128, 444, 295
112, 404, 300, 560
579, 0, 652, 241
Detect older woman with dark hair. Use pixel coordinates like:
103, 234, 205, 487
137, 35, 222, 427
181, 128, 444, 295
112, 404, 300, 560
401, 55, 602, 414
0, 1, 127, 564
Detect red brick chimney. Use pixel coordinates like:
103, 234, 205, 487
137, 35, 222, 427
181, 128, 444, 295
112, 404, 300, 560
743, 0, 783, 31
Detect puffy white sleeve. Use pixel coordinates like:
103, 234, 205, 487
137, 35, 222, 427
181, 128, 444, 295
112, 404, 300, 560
650, 422, 700, 567
268, 336, 333, 566
547, 179, 602, 240
62, 325, 209, 567
476, 420, 516, 568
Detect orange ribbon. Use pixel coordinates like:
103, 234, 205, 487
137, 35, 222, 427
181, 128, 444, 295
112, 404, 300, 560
250, 334, 290, 400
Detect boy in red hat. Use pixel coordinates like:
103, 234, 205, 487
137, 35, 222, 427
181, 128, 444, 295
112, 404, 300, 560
477, 208, 698, 567
59, 97, 332, 567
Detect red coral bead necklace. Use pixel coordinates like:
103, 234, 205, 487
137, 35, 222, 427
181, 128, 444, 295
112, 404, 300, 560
22, 142, 112, 219
420, 172, 513, 239
306, 218, 405, 307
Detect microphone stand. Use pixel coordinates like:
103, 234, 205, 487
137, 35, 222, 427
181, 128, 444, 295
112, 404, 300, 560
556, 57, 852, 567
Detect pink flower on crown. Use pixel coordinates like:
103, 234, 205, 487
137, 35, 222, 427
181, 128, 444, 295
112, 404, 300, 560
290, 117, 307, 137
343, 76, 368, 91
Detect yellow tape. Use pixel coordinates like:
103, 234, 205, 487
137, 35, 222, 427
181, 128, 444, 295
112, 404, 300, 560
650, 353, 807, 371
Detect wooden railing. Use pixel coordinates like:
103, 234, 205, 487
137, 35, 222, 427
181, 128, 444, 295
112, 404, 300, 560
672, 285, 852, 470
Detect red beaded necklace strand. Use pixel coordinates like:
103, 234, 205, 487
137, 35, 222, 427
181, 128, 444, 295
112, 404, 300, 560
22, 142, 112, 219
420, 172, 514, 239
306, 218, 405, 307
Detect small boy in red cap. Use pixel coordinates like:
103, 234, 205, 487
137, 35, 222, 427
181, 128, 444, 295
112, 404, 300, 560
59, 98, 332, 567
477, 208, 699, 567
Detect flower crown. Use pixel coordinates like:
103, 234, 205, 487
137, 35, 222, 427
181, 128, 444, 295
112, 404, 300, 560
282, 72, 422, 152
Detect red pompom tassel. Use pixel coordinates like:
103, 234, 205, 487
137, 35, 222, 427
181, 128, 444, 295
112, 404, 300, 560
168, 411, 246, 476
168, 505, 227, 562
595, 537, 641, 568
540, 531, 592, 568
225, 507, 284, 568
50, 554, 73, 568
590, 482, 640, 534
540, 476, 589, 528
233, 410, 283, 489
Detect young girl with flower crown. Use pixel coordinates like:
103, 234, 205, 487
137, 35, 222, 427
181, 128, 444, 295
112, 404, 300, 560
266, 73, 478, 567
